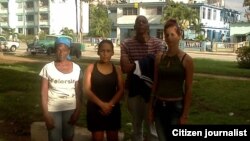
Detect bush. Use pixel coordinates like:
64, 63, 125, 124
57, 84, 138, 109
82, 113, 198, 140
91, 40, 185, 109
236, 46, 250, 69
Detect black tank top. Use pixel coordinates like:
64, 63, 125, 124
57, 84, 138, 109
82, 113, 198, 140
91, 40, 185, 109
91, 62, 118, 101
155, 54, 186, 98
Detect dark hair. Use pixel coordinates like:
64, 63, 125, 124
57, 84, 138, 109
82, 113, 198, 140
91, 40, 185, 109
164, 19, 182, 36
135, 15, 148, 25
97, 39, 114, 52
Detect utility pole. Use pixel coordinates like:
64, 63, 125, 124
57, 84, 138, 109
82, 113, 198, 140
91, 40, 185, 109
80, 1, 83, 43
75, 0, 79, 42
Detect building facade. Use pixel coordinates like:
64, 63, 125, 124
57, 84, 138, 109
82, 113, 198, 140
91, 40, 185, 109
109, 1, 165, 42
0, 0, 89, 36
0, 0, 242, 43
109, 0, 241, 43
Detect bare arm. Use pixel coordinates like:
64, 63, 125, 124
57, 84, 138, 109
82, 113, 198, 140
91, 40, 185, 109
151, 52, 163, 94
69, 80, 81, 125
180, 54, 194, 124
40, 77, 54, 129
75, 81, 81, 112
109, 66, 125, 105
40, 77, 49, 118
120, 43, 135, 73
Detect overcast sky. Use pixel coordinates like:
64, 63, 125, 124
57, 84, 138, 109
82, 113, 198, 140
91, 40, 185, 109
225, 0, 245, 11
225, 0, 248, 21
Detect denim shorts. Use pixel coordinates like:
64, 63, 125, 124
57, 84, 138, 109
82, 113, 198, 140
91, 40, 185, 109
154, 99, 183, 124
48, 110, 75, 141
153, 99, 183, 141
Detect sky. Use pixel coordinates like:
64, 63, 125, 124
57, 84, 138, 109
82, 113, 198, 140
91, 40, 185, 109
225, 0, 245, 11
225, 0, 248, 21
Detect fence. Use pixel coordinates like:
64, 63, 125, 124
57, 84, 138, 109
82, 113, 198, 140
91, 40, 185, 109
180, 40, 250, 53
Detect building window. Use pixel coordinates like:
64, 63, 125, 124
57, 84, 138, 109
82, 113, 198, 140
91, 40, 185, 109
0, 16, 8, 22
202, 8, 206, 19
157, 29, 163, 39
17, 3, 22, 9
213, 9, 216, 20
145, 7, 162, 15
26, 15, 34, 22
40, 13, 48, 21
0, 2, 8, 9
26, 1, 34, 9
40, 28, 49, 34
26, 28, 34, 35
157, 7, 162, 15
18, 28, 23, 34
2, 28, 9, 34
220, 10, 223, 21
18, 15, 23, 21
123, 7, 138, 15
207, 9, 211, 20
40, 0, 48, 7
110, 9, 117, 13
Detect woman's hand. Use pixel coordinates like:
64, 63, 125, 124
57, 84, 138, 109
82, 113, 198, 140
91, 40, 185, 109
100, 102, 114, 116
69, 110, 80, 125
44, 114, 54, 129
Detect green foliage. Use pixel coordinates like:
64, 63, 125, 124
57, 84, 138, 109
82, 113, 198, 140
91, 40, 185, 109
194, 34, 206, 41
236, 46, 250, 69
162, 1, 200, 31
17, 34, 35, 43
89, 4, 112, 38
38, 30, 47, 40
243, 0, 250, 8
60, 27, 76, 41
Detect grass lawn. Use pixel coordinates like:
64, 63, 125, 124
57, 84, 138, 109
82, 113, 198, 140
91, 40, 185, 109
0, 55, 250, 140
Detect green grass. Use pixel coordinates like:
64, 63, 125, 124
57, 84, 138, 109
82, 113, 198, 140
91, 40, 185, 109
190, 76, 250, 124
0, 55, 250, 140
194, 58, 250, 77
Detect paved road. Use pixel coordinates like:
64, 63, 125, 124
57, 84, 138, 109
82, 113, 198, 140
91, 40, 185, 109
14, 42, 237, 62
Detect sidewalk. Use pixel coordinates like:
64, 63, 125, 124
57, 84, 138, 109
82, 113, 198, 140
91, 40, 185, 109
82, 45, 237, 62
31, 122, 124, 141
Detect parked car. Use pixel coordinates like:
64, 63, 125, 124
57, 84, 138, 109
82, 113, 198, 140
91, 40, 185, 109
27, 35, 85, 58
0, 36, 20, 52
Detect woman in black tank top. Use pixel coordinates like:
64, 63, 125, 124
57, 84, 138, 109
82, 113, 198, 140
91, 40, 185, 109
83, 40, 124, 141
149, 19, 194, 141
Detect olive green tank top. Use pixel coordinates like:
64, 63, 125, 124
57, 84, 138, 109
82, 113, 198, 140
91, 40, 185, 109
155, 54, 186, 98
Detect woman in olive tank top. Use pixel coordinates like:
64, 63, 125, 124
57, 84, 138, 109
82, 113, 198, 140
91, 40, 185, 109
149, 19, 194, 141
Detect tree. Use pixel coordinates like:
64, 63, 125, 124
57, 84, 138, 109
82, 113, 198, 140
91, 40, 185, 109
243, 0, 250, 9
88, 3, 112, 38
162, 1, 201, 35
60, 27, 76, 40
243, 0, 250, 22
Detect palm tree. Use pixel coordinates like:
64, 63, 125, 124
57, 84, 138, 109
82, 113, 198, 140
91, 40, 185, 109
243, 0, 250, 21
162, 1, 200, 33
89, 3, 112, 38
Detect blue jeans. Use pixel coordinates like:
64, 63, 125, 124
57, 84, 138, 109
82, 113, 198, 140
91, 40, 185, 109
127, 95, 158, 141
48, 110, 75, 141
154, 99, 183, 141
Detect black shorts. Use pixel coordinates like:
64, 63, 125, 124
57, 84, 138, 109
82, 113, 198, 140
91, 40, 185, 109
86, 101, 121, 131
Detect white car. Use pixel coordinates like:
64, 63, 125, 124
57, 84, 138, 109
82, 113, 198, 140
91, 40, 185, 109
0, 36, 20, 52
